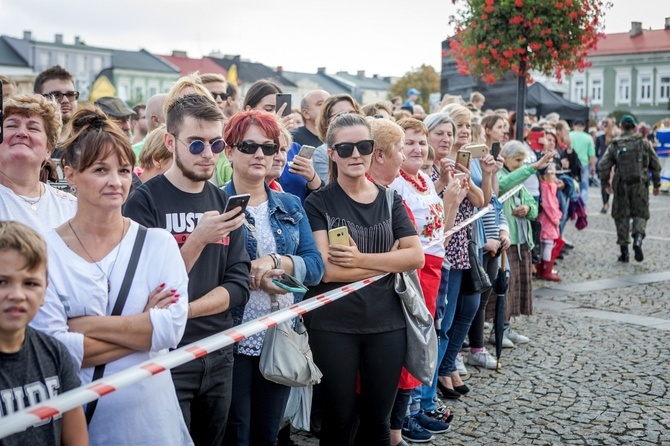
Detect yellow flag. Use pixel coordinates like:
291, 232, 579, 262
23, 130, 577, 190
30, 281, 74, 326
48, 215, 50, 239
89, 75, 116, 103
227, 64, 238, 85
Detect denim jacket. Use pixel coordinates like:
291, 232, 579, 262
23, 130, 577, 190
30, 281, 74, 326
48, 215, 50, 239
223, 181, 325, 326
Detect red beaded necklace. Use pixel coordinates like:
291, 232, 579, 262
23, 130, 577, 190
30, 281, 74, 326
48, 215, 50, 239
400, 169, 427, 193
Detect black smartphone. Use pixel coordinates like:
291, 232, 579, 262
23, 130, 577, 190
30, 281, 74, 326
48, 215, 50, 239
491, 141, 500, 159
276, 93, 292, 117
223, 193, 250, 218
0, 80, 3, 144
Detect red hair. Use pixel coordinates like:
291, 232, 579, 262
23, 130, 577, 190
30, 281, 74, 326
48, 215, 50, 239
223, 110, 281, 146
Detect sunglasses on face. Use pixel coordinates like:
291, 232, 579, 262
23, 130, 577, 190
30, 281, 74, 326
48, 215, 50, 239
171, 134, 226, 154
210, 91, 228, 101
332, 140, 375, 158
43, 91, 79, 101
234, 141, 279, 156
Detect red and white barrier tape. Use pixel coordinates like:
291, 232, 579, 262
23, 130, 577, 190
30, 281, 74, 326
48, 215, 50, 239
0, 184, 523, 439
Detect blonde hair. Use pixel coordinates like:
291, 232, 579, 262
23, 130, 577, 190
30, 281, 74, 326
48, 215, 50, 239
164, 72, 215, 116
138, 124, 171, 170
0, 220, 47, 273
2, 94, 62, 153
368, 117, 404, 157
199, 73, 227, 85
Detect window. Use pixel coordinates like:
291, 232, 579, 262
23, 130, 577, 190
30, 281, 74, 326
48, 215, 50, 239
38, 52, 50, 72
638, 70, 653, 104
92, 56, 103, 74
589, 76, 603, 105
572, 77, 586, 103
658, 72, 670, 103
616, 74, 631, 105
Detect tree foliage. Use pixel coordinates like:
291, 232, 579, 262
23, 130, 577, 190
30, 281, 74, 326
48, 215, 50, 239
388, 65, 440, 111
448, 0, 610, 83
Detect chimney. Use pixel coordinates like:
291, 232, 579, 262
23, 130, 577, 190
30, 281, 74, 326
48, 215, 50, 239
75, 36, 81, 45
23, 30, 32, 41
630, 21, 643, 37
55, 34, 63, 44
665, 17, 670, 29
172, 50, 188, 58
317, 67, 326, 74
357, 70, 365, 78
372, 74, 379, 79
276, 66, 283, 74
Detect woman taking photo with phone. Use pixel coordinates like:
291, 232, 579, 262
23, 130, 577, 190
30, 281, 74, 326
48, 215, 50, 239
31, 108, 191, 445
221, 110, 324, 446
304, 113, 424, 444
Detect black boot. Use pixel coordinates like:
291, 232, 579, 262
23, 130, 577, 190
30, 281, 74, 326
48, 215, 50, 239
618, 245, 629, 263
633, 233, 644, 262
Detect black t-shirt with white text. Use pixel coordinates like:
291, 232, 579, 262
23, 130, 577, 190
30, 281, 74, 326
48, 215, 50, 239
303, 182, 416, 334
123, 174, 250, 346
0, 327, 80, 446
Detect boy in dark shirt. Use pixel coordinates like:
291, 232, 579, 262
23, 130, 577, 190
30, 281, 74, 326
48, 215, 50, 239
0, 221, 87, 446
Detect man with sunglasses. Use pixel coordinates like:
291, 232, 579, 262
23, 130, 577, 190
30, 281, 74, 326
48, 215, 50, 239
123, 93, 250, 445
33, 65, 79, 146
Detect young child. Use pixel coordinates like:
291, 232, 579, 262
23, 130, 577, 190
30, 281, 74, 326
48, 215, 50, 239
536, 164, 563, 281
420, 145, 435, 177
0, 221, 87, 445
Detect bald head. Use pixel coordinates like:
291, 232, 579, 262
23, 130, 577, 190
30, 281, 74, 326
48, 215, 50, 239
146, 94, 167, 132
301, 90, 330, 132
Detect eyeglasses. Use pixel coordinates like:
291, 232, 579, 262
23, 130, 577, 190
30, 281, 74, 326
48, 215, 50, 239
210, 91, 229, 101
171, 134, 226, 154
234, 141, 278, 156
43, 91, 79, 101
524, 123, 532, 129
332, 140, 375, 158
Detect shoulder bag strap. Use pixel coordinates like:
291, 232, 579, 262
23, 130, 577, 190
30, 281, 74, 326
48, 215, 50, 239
85, 225, 148, 424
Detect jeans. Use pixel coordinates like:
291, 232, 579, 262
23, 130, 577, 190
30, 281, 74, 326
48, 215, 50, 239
580, 163, 591, 207
439, 289, 481, 376
224, 354, 290, 446
172, 347, 234, 446
420, 268, 457, 412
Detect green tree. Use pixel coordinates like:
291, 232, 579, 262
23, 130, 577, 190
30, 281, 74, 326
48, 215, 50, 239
388, 65, 440, 112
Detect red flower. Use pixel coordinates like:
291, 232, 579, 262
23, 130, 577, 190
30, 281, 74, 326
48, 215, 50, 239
492, 38, 500, 45
569, 11, 578, 19
484, 4, 494, 12
515, 0, 523, 6
530, 42, 542, 51
485, 0, 494, 5
510, 15, 524, 25
556, 2, 564, 8
503, 49, 514, 58
481, 13, 488, 20
545, 39, 554, 48
482, 57, 491, 65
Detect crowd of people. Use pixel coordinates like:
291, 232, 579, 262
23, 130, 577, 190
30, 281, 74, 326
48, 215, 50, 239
0, 66, 665, 446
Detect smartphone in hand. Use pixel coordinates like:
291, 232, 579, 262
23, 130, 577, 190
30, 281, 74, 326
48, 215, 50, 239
272, 273, 308, 293
490, 142, 501, 159
297, 145, 316, 159
463, 144, 487, 159
328, 226, 350, 246
276, 93, 292, 117
223, 194, 251, 218
456, 150, 471, 169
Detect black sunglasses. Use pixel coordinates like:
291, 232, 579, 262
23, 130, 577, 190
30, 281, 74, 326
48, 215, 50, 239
43, 91, 79, 101
210, 91, 228, 101
171, 134, 226, 154
235, 141, 279, 156
333, 140, 375, 158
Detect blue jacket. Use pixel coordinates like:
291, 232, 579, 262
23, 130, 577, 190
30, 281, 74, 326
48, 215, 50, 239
223, 181, 325, 325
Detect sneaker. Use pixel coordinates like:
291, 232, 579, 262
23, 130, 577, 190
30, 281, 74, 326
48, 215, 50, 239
401, 416, 433, 443
455, 353, 468, 376
489, 331, 515, 348
505, 328, 529, 344
483, 321, 491, 330
413, 411, 450, 434
466, 348, 498, 369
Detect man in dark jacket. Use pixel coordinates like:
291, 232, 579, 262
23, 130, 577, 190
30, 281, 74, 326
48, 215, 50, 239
599, 114, 662, 262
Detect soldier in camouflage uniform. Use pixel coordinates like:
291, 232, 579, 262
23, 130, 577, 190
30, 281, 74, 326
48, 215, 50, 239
599, 115, 661, 262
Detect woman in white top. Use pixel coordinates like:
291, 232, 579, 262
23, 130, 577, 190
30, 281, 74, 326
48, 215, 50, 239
0, 94, 77, 233
31, 108, 192, 446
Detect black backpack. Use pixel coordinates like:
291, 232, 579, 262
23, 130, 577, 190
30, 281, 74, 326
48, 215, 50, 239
614, 135, 646, 185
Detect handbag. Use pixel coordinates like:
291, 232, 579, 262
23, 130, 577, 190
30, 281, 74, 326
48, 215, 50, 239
395, 270, 438, 387
259, 294, 323, 387
85, 225, 147, 424
461, 229, 492, 295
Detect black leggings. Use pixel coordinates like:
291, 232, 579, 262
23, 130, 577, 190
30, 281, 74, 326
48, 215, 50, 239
390, 389, 411, 430
309, 328, 406, 446
468, 251, 500, 349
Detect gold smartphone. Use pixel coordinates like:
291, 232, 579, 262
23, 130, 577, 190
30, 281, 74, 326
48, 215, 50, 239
463, 143, 488, 159
456, 150, 471, 168
328, 226, 350, 246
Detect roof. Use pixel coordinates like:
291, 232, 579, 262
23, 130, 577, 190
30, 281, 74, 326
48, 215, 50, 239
112, 49, 179, 73
333, 72, 392, 91
280, 70, 351, 95
590, 28, 670, 57
0, 37, 29, 67
209, 56, 296, 87
158, 54, 227, 77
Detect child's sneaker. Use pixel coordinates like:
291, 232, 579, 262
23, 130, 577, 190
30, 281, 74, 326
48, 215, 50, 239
401, 416, 433, 443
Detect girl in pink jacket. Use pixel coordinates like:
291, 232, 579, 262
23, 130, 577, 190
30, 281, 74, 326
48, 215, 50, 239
537, 164, 563, 281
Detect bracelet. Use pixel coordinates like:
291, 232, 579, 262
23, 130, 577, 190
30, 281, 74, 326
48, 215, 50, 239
269, 253, 281, 270
308, 172, 317, 183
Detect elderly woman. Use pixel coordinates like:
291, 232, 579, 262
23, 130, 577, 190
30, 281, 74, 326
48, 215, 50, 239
137, 124, 172, 183
304, 113, 424, 444
31, 108, 191, 445
221, 110, 324, 446
0, 94, 77, 233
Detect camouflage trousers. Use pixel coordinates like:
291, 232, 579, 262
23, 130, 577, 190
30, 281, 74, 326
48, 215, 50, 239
614, 217, 647, 245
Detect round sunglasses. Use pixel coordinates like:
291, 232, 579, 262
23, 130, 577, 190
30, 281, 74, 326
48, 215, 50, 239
332, 140, 375, 158
171, 134, 226, 154
234, 141, 279, 156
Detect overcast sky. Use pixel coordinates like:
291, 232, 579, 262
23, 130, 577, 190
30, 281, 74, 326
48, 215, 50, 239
1, 0, 668, 77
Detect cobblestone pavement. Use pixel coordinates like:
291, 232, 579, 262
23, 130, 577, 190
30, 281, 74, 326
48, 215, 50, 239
292, 187, 670, 445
